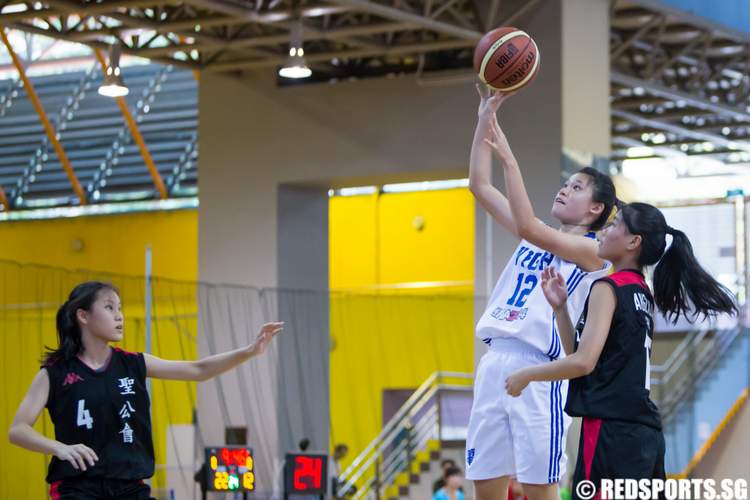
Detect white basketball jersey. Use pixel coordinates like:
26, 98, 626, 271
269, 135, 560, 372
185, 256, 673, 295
476, 236, 609, 359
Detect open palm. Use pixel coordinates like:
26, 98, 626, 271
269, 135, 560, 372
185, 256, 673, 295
541, 267, 568, 310
251, 322, 284, 356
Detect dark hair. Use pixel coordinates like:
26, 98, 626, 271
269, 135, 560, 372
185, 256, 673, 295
577, 167, 617, 231
620, 202, 738, 322
43, 281, 119, 365
441, 459, 456, 469
299, 438, 311, 451
444, 466, 462, 479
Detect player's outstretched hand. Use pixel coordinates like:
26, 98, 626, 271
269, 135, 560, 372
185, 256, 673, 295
476, 83, 513, 121
483, 113, 514, 161
541, 267, 568, 311
54, 442, 98, 471
505, 370, 530, 397
250, 322, 284, 357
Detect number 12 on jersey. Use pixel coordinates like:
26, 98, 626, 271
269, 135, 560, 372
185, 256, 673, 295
507, 273, 538, 308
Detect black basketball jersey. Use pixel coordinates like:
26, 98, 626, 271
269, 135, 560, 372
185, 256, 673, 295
43, 348, 155, 483
565, 269, 662, 429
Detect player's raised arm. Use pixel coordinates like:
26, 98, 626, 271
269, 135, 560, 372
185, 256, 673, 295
145, 322, 283, 381
540, 267, 576, 355
469, 84, 518, 238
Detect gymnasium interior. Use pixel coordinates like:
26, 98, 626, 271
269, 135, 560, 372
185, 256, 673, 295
0, 0, 749, 498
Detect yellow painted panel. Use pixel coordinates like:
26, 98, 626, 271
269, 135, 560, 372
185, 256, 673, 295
329, 188, 474, 475
378, 189, 474, 286
329, 195, 377, 289
0, 210, 197, 281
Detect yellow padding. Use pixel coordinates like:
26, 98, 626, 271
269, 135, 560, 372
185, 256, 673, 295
394, 471, 410, 487
385, 484, 400, 498
426, 439, 440, 451
410, 452, 429, 475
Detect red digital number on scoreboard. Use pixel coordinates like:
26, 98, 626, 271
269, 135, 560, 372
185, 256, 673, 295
220, 447, 250, 467
293, 456, 323, 490
285, 453, 328, 495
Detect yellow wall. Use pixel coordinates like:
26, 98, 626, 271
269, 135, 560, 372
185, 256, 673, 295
0, 210, 198, 280
0, 210, 198, 498
329, 188, 475, 470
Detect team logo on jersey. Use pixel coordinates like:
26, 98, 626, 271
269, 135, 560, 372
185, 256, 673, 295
62, 373, 84, 386
490, 307, 528, 322
467, 448, 475, 466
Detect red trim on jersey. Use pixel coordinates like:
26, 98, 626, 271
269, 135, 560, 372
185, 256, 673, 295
582, 417, 603, 483
77, 347, 114, 372
608, 269, 649, 291
49, 481, 61, 500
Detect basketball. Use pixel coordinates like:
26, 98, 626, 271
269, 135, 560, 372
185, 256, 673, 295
473, 27, 540, 92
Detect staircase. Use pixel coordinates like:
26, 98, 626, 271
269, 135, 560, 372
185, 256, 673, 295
336, 372, 473, 499
653, 326, 749, 476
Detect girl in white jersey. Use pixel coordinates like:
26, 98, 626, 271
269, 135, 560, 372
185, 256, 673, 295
466, 85, 616, 500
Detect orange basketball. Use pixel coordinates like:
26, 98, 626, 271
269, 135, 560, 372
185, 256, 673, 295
473, 27, 540, 92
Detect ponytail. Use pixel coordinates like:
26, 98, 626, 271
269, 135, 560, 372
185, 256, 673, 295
621, 203, 738, 323
43, 281, 118, 365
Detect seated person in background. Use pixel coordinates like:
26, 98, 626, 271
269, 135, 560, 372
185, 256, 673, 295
433, 466, 465, 500
432, 459, 457, 494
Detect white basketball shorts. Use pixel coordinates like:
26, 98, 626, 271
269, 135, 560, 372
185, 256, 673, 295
465, 337, 570, 484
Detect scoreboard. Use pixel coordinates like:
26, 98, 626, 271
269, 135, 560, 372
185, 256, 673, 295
205, 446, 255, 492
284, 453, 328, 496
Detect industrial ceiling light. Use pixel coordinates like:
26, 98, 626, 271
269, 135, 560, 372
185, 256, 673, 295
279, 21, 311, 79
98, 44, 129, 97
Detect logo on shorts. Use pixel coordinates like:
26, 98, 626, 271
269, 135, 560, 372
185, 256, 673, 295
467, 448, 475, 466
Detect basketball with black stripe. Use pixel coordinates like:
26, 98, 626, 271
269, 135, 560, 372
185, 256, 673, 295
473, 26, 540, 92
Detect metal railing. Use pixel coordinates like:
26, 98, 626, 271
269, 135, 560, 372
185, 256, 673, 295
336, 371, 472, 499
652, 325, 744, 423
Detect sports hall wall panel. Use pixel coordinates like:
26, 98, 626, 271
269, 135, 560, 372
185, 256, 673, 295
329, 188, 474, 466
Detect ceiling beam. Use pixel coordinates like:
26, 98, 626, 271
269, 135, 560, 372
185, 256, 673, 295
323, 0, 482, 40
133, 21, 414, 56
8, 20, 201, 68
611, 71, 750, 123
612, 108, 750, 153
60, 4, 352, 40
0, 0, 176, 21
203, 38, 474, 72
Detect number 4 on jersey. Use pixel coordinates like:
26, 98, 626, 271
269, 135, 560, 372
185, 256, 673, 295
77, 399, 94, 429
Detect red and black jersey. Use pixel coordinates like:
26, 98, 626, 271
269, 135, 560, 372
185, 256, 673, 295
565, 269, 662, 430
43, 347, 154, 483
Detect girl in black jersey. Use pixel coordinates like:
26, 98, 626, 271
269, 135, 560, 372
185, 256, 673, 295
8, 281, 283, 499
503, 202, 737, 499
